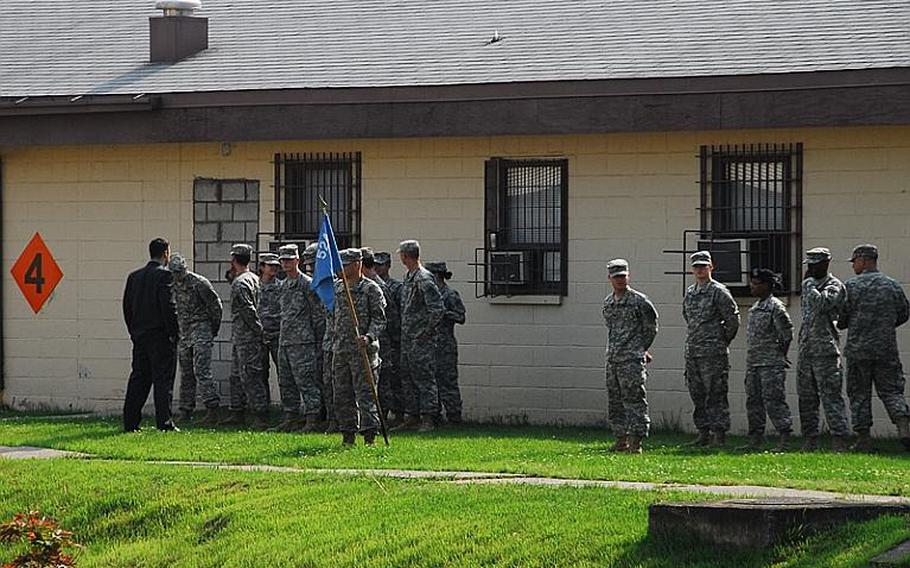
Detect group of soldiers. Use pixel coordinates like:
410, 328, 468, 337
602, 244, 910, 454
167, 238, 467, 445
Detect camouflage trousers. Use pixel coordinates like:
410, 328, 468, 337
797, 355, 849, 437
277, 343, 321, 418
228, 341, 269, 413
685, 355, 731, 433
846, 358, 910, 433
744, 365, 793, 436
333, 352, 380, 434
261, 334, 280, 404
401, 336, 440, 418
378, 357, 402, 417
436, 341, 462, 420
177, 336, 219, 412
322, 348, 335, 422
605, 358, 650, 437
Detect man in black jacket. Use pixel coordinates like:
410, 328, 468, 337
122, 237, 180, 432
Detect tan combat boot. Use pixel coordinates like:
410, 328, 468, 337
831, 436, 849, 453
771, 432, 790, 452
850, 430, 875, 453
341, 432, 356, 447
709, 431, 726, 448
391, 415, 419, 432
417, 415, 436, 433
249, 413, 270, 431
300, 417, 323, 433
199, 407, 221, 426
608, 435, 629, 452
800, 436, 819, 452
896, 416, 910, 452
626, 436, 643, 454
267, 413, 299, 433
736, 433, 764, 451
218, 410, 246, 427
685, 430, 711, 447
363, 430, 377, 446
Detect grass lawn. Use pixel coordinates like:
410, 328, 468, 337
1, 416, 909, 496
0, 459, 907, 568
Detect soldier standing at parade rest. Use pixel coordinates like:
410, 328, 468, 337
374, 251, 405, 423
683, 251, 740, 447
738, 268, 794, 452
223, 243, 270, 429
168, 253, 223, 425
392, 240, 446, 433
838, 244, 910, 452
362, 248, 402, 424
797, 247, 849, 452
258, 252, 282, 404
425, 261, 467, 425
601, 259, 658, 454
122, 237, 180, 432
328, 248, 387, 446
272, 244, 323, 432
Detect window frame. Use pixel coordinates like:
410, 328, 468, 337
482, 157, 569, 297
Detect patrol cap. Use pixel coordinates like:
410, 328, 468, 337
847, 244, 878, 261
278, 244, 299, 260
360, 247, 375, 263
605, 258, 629, 277
259, 252, 280, 266
690, 250, 712, 266
397, 239, 420, 257
374, 251, 392, 265
230, 243, 253, 257
168, 252, 188, 274
340, 248, 363, 265
802, 247, 831, 265
302, 242, 318, 264
424, 261, 452, 279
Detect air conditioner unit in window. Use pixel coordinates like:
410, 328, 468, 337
489, 251, 528, 285
697, 239, 749, 286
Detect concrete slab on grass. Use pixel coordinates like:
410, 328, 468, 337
0, 446, 90, 459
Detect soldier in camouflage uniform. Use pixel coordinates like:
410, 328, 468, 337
683, 251, 740, 447
601, 259, 658, 454
426, 261, 467, 425
168, 253, 223, 424
362, 249, 402, 424
797, 247, 849, 452
258, 252, 282, 404
328, 248, 387, 446
304, 242, 335, 432
271, 244, 323, 432
838, 244, 910, 452
223, 243, 270, 429
375, 251, 405, 421
392, 240, 445, 433
738, 268, 793, 452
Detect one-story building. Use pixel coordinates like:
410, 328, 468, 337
2, 0, 909, 433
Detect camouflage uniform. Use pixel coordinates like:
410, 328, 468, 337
839, 269, 910, 433
797, 274, 849, 437
381, 274, 405, 415
602, 287, 658, 438
400, 265, 445, 419
259, 276, 283, 402
174, 271, 223, 412
322, 306, 336, 423
744, 295, 794, 436
683, 279, 740, 434
330, 276, 387, 434
436, 283, 466, 421
229, 270, 269, 413
277, 272, 322, 418
370, 274, 402, 417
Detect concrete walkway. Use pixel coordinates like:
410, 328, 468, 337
3, 444, 908, 504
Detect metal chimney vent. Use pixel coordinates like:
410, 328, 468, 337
150, 0, 208, 63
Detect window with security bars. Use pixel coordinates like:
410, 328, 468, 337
699, 144, 803, 295
482, 157, 568, 296
273, 152, 361, 248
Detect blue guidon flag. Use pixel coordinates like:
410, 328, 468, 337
312, 212, 343, 310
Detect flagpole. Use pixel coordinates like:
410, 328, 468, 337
320, 198, 390, 446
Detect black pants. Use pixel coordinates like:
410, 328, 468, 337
123, 334, 177, 431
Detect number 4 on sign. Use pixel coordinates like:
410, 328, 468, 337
11, 233, 63, 313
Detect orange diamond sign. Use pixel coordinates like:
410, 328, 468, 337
11, 233, 63, 313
